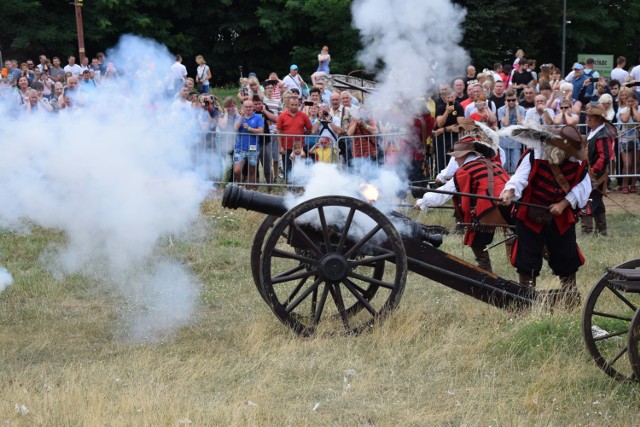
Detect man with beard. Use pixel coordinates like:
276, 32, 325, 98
500, 124, 591, 303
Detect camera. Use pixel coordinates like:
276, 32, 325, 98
303, 101, 314, 106
322, 110, 330, 117
447, 101, 454, 106
204, 100, 210, 107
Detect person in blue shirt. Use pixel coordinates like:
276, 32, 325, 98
233, 99, 264, 187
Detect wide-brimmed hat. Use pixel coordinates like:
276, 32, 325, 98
547, 125, 587, 161
455, 118, 499, 158
448, 136, 496, 159
585, 103, 607, 119
456, 117, 477, 131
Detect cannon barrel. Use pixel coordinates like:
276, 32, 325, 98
222, 185, 288, 217
222, 185, 443, 248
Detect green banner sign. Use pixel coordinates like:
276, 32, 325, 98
577, 54, 614, 78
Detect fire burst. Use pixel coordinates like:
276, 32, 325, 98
359, 183, 380, 203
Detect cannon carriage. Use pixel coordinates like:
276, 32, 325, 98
221, 185, 640, 381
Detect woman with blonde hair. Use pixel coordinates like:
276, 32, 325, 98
195, 55, 212, 94
311, 45, 331, 85
598, 94, 615, 122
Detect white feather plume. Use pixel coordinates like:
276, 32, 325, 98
497, 121, 557, 151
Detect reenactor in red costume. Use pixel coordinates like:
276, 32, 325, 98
499, 124, 592, 299
414, 134, 510, 272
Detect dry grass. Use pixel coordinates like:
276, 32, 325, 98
2, 193, 640, 426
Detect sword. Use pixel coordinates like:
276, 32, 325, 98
409, 186, 551, 211
483, 234, 517, 252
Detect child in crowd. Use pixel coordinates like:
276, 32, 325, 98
289, 141, 307, 166
309, 137, 338, 163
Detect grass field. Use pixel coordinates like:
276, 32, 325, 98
2, 190, 640, 426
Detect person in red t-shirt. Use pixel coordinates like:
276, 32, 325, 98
276, 96, 313, 182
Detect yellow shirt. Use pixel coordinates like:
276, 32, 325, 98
314, 146, 338, 163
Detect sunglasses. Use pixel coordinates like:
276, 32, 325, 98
507, 99, 517, 102
560, 107, 570, 110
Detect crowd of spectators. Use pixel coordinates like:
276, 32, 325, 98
2, 49, 640, 190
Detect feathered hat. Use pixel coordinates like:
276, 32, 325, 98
455, 118, 500, 158
498, 122, 586, 161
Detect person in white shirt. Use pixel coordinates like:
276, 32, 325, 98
525, 95, 555, 125
610, 56, 629, 83
63, 56, 83, 77
170, 54, 188, 93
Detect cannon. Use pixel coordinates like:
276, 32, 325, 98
221, 185, 573, 334
222, 185, 640, 381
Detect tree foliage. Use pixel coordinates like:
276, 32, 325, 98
0, 0, 638, 85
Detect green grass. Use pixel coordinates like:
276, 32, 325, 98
2, 196, 640, 425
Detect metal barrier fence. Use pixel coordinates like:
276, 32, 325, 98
194, 122, 640, 189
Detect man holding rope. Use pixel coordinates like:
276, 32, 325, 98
499, 124, 591, 300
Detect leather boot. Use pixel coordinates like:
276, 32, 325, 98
472, 247, 492, 272
519, 273, 536, 289
595, 214, 607, 236
559, 274, 581, 309
581, 215, 593, 235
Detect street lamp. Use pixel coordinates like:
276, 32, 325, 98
561, 0, 571, 76
73, 0, 86, 61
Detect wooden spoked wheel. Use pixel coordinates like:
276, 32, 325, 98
260, 196, 407, 337
582, 259, 640, 381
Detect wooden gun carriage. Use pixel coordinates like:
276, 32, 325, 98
221, 185, 640, 382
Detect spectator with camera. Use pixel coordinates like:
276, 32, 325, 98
434, 88, 464, 174
233, 99, 264, 187
347, 105, 379, 162
312, 103, 343, 147
252, 95, 280, 185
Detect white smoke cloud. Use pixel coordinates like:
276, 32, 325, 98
279, 1, 470, 237
0, 267, 13, 292
351, 0, 469, 118
0, 35, 215, 340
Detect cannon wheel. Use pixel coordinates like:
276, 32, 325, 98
251, 215, 278, 304
627, 307, 640, 380
260, 196, 408, 336
251, 215, 387, 314
582, 258, 640, 381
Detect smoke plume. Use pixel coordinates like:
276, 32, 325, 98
351, 0, 469, 118
0, 35, 214, 341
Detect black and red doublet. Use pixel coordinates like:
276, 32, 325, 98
453, 157, 510, 248
511, 152, 588, 277
587, 125, 613, 216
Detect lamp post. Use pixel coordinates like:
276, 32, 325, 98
561, 0, 570, 76
74, 0, 86, 61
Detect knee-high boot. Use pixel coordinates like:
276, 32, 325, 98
595, 214, 607, 236
581, 215, 593, 235
559, 273, 581, 308
519, 273, 536, 289
471, 247, 492, 272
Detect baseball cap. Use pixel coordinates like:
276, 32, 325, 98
572, 63, 584, 70
248, 72, 257, 78
290, 64, 298, 70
